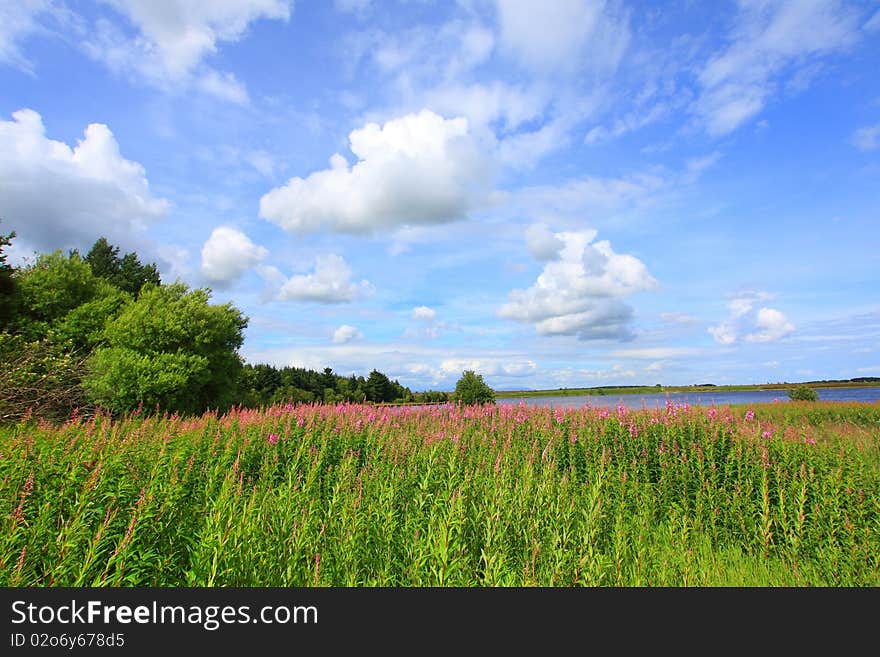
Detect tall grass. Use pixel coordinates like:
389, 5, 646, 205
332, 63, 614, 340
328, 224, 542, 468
2, 400, 878, 586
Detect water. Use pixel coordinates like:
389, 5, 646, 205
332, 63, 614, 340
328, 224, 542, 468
495, 386, 880, 410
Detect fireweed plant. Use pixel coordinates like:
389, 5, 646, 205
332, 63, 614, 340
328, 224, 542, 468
1, 400, 878, 586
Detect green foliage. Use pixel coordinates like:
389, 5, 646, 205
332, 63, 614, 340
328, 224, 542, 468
14, 251, 99, 338
0, 224, 17, 329
452, 370, 495, 404
50, 280, 131, 351
84, 282, 248, 415
85, 237, 161, 297
788, 385, 819, 402
365, 369, 395, 403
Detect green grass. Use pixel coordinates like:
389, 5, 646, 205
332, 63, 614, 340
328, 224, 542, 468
2, 401, 878, 586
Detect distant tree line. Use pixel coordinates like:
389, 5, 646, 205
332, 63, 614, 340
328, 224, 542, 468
239, 364, 419, 406
0, 222, 449, 422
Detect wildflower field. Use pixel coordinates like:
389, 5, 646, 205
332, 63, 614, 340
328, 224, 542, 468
2, 400, 878, 586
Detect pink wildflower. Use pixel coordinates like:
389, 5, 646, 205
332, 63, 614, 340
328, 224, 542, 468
744, 409, 755, 421
762, 430, 772, 439
268, 433, 279, 445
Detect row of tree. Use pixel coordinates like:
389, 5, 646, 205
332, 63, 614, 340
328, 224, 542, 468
0, 224, 495, 421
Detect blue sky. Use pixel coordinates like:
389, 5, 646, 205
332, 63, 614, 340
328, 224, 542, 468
2, 0, 879, 391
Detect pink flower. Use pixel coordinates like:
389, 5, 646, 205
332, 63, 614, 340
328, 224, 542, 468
744, 409, 755, 422
762, 430, 772, 439
268, 433, 279, 445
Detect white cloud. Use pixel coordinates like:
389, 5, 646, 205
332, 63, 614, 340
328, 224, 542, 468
851, 124, 880, 151
610, 347, 704, 360
498, 228, 658, 340
200, 226, 268, 287
0, 0, 52, 72
694, 0, 860, 135
333, 324, 363, 344
246, 150, 276, 177
745, 307, 795, 343
524, 223, 564, 261
0, 108, 168, 253
497, 114, 577, 169
260, 110, 491, 234
422, 81, 546, 134
195, 69, 249, 105
708, 322, 738, 345
495, 0, 630, 76
275, 254, 374, 304
709, 291, 793, 344
83, 0, 290, 100
412, 306, 436, 321
864, 9, 880, 32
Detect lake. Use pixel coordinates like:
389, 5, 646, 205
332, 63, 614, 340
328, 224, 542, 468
496, 386, 880, 410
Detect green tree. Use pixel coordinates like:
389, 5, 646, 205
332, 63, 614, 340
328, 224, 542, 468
83, 282, 248, 415
14, 250, 100, 340
788, 384, 819, 402
85, 237, 160, 297
452, 370, 495, 404
364, 369, 394, 403
0, 225, 17, 329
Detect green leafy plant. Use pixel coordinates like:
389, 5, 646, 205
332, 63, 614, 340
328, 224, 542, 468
452, 370, 495, 404
788, 385, 819, 401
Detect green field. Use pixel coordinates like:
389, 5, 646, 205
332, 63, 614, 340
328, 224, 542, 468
2, 400, 878, 586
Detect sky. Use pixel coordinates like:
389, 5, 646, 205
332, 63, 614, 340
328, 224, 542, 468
1, 0, 879, 392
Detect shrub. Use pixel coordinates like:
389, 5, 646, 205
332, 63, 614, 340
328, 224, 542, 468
788, 384, 819, 402
453, 370, 495, 404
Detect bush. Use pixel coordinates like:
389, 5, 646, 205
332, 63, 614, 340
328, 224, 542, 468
788, 385, 819, 401
453, 370, 495, 404
83, 282, 248, 415
0, 333, 91, 422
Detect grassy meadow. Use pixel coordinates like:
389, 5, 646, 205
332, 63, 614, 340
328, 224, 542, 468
2, 400, 878, 586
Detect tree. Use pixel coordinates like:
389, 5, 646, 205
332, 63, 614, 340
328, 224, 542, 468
0, 224, 17, 329
14, 250, 100, 340
85, 237, 160, 297
364, 369, 394, 403
788, 385, 819, 402
452, 370, 495, 404
83, 282, 248, 415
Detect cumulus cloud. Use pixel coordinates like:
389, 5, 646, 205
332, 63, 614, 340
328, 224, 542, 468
83, 0, 290, 101
412, 306, 436, 321
260, 110, 491, 235
498, 228, 658, 340
200, 226, 268, 287
0, 108, 168, 253
709, 291, 794, 344
273, 254, 374, 304
495, 0, 630, 76
333, 324, 363, 344
525, 223, 564, 261
745, 308, 795, 343
851, 124, 880, 151
694, 0, 861, 136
